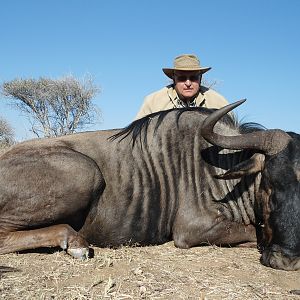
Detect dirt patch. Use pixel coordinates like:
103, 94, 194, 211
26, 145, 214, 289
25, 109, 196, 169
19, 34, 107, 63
0, 242, 299, 299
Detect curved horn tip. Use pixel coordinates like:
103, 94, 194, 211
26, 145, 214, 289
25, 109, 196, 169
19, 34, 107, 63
201, 98, 247, 144
226, 99, 247, 110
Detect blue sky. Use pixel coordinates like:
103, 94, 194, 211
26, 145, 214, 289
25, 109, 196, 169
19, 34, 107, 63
0, 0, 299, 141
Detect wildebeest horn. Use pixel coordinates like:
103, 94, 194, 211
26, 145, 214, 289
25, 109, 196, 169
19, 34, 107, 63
201, 99, 291, 156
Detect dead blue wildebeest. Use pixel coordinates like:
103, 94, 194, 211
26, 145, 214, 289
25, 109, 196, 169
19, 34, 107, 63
0, 100, 299, 271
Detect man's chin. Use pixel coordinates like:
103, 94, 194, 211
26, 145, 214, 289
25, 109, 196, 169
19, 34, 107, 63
181, 94, 197, 101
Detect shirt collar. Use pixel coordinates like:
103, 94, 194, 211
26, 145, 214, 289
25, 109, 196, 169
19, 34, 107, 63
167, 84, 206, 108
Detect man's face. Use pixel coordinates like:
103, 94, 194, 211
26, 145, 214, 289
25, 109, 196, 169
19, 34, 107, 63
173, 71, 201, 101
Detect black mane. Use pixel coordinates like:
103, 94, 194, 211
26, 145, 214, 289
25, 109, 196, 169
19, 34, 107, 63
110, 107, 265, 145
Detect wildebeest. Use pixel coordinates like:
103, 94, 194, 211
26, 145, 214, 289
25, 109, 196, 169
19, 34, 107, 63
0, 100, 299, 271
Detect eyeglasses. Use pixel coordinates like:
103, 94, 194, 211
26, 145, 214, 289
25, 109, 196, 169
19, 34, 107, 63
174, 74, 201, 82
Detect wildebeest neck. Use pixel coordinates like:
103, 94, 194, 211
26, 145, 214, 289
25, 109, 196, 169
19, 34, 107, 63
111, 108, 260, 228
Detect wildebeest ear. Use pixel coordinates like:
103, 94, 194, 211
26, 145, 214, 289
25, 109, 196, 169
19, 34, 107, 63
215, 153, 265, 180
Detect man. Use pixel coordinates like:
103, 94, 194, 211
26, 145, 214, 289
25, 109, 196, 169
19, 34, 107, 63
135, 54, 229, 119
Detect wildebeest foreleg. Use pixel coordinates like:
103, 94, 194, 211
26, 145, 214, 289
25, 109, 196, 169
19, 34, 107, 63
0, 224, 89, 259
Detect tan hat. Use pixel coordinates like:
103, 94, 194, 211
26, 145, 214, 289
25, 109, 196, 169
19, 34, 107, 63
162, 54, 211, 79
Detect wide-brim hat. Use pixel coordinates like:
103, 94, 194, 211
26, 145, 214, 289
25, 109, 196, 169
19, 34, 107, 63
162, 54, 211, 79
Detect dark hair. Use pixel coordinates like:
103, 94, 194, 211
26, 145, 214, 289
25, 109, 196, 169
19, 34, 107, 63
110, 107, 265, 146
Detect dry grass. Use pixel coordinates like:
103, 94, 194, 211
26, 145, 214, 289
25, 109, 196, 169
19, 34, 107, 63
0, 144, 11, 155
0, 242, 299, 299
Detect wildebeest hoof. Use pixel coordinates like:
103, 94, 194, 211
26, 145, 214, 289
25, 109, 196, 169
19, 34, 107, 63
59, 240, 68, 250
67, 247, 90, 259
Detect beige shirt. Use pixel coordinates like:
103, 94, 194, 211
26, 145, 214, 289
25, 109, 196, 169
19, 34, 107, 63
135, 84, 229, 119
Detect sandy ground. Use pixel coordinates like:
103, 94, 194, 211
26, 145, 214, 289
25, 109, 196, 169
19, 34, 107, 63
0, 242, 299, 300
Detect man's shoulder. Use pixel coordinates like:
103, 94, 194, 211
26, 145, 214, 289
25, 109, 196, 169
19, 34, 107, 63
144, 85, 172, 102
200, 86, 229, 107
135, 85, 175, 119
